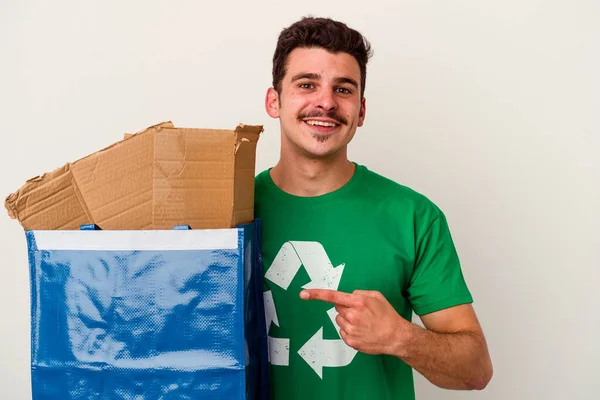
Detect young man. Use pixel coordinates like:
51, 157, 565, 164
254, 16, 493, 399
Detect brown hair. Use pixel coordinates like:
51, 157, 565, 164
272, 16, 373, 98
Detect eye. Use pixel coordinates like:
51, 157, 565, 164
336, 87, 352, 95
299, 83, 314, 89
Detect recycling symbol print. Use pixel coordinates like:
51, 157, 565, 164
263, 241, 358, 378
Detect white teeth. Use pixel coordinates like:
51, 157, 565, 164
306, 120, 336, 127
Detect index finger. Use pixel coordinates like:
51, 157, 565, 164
300, 289, 358, 307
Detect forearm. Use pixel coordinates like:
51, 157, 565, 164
392, 323, 493, 390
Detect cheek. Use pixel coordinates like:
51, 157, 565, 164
345, 111, 357, 126
286, 92, 299, 108
289, 96, 311, 116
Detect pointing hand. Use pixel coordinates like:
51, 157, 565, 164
300, 289, 410, 356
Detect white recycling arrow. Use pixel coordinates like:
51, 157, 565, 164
298, 326, 358, 379
263, 290, 279, 333
263, 290, 289, 366
264, 241, 357, 375
265, 241, 345, 291
298, 306, 358, 378
268, 336, 290, 366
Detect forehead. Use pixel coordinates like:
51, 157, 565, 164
284, 47, 361, 81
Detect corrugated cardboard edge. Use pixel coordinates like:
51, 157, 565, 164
124, 121, 174, 140
234, 123, 264, 153
4, 164, 80, 221
232, 123, 263, 226
4, 121, 174, 226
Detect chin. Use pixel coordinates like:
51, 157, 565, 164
283, 127, 350, 159
300, 143, 345, 159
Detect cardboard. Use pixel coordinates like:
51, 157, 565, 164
5, 121, 263, 230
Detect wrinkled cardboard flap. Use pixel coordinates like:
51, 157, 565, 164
5, 122, 263, 230
154, 127, 236, 230
233, 124, 262, 227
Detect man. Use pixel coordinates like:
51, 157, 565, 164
254, 16, 493, 399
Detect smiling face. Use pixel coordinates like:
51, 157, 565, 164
266, 47, 366, 160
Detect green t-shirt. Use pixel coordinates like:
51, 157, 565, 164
254, 163, 473, 400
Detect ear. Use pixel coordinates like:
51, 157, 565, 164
265, 87, 280, 119
358, 97, 366, 127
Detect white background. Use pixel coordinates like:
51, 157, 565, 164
1, 1, 599, 399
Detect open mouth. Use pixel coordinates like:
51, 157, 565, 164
302, 119, 341, 133
305, 120, 339, 127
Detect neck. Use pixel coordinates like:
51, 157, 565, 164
270, 148, 356, 197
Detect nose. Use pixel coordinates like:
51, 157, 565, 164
315, 87, 337, 111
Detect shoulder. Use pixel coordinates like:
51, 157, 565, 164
254, 169, 270, 184
357, 165, 444, 222
254, 169, 279, 210
254, 169, 272, 195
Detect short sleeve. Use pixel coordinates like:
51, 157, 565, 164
407, 208, 473, 316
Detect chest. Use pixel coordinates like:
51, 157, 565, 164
258, 207, 416, 312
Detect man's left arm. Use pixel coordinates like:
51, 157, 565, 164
300, 289, 493, 391
398, 302, 493, 390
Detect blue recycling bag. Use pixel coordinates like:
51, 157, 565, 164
25, 220, 269, 400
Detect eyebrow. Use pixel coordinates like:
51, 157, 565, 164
335, 77, 359, 89
290, 73, 359, 89
291, 73, 320, 82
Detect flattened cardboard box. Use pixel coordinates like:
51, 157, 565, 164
5, 121, 263, 230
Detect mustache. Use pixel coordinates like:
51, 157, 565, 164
298, 110, 348, 126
